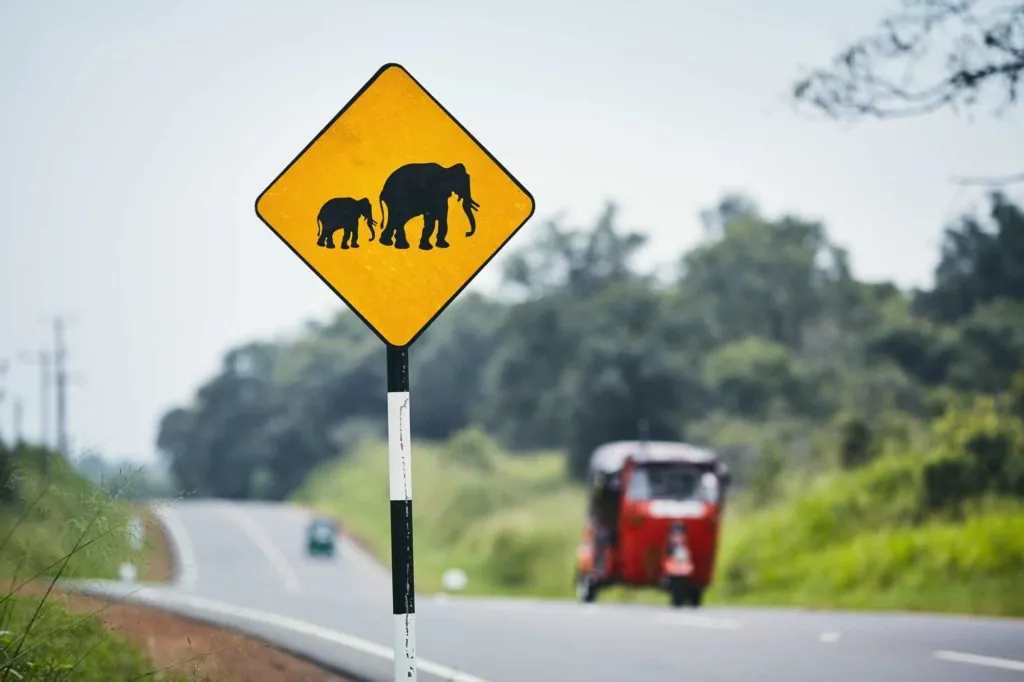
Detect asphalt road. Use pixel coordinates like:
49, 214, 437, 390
71, 499, 1024, 682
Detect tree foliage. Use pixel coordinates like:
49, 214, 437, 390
155, 192, 1024, 498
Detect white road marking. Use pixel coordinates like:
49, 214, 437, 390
934, 650, 1024, 672
152, 504, 198, 589
225, 506, 301, 594
132, 589, 492, 682
820, 632, 840, 643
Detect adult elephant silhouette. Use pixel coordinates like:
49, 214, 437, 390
316, 197, 376, 249
377, 162, 480, 250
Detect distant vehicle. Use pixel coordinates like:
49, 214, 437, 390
306, 517, 339, 557
574, 440, 730, 608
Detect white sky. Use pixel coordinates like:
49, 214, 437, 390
1, 0, 1022, 463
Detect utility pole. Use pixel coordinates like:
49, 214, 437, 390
13, 398, 23, 444
18, 350, 51, 448
0, 359, 7, 445
39, 352, 50, 448
54, 317, 68, 459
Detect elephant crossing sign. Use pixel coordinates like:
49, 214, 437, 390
255, 63, 536, 347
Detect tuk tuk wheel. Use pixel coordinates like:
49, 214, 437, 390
576, 574, 598, 603
669, 577, 701, 608
669, 578, 687, 607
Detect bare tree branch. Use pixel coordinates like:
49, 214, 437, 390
793, 0, 1024, 120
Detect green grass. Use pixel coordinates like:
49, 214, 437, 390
0, 443, 204, 681
293, 427, 1024, 616
0, 444, 152, 582
713, 454, 1024, 617
0, 593, 199, 682
294, 427, 588, 597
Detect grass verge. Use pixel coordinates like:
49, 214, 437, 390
1, 443, 355, 681
5, 583, 353, 682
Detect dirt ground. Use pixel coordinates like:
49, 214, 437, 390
47, 589, 354, 682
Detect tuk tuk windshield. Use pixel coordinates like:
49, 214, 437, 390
625, 462, 717, 503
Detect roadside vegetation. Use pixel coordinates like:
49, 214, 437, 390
0, 441, 195, 680
1, 440, 360, 681
295, 373, 1024, 617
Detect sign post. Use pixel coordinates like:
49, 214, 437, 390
254, 63, 535, 681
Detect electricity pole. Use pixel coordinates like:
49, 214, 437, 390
18, 350, 51, 448
13, 398, 23, 444
39, 352, 50, 448
54, 317, 68, 459
0, 359, 7, 445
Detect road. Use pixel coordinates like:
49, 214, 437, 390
70, 499, 1024, 682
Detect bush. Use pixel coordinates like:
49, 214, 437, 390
838, 414, 874, 469
444, 425, 498, 472
921, 455, 977, 513
933, 395, 1024, 498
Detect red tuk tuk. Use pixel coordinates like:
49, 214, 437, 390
574, 440, 730, 607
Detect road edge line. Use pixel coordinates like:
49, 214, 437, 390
150, 504, 198, 590
934, 650, 1024, 672
69, 583, 492, 682
169, 592, 492, 682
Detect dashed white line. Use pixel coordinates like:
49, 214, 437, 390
226, 506, 301, 594
934, 650, 1024, 672
131, 589, 492, 682
152, 504, 198, 589
820, 632, 840, 643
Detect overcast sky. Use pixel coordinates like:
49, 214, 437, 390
2, 0, 1022, 463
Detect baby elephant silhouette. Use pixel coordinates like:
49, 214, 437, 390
316, 197, 376, 249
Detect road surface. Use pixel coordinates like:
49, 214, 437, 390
70, 499, 1024, 681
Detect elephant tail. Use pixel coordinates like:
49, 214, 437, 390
378, 197, 386, 233
316, 216, 323, 240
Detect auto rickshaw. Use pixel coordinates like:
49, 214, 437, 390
574, 440, 730, 607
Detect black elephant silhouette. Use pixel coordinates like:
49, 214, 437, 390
377, 162, 480, 251
316, 197, 376, 250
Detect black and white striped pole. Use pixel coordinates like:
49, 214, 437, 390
387, 344, 416, 681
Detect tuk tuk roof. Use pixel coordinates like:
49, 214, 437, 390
588, 440, 719, 476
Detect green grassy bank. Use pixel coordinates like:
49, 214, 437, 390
0, 442, 195, 681
294, 419, 1024, 617
0, 444, 154, 581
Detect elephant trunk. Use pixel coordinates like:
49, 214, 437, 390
463, 200, 476, 236
365, 211, 376, 241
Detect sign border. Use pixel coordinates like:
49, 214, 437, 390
254, 62, 537, 348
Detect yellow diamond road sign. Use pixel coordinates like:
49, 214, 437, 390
255, 63, 536, 347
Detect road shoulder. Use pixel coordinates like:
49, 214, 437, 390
14, 582, 356, 682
